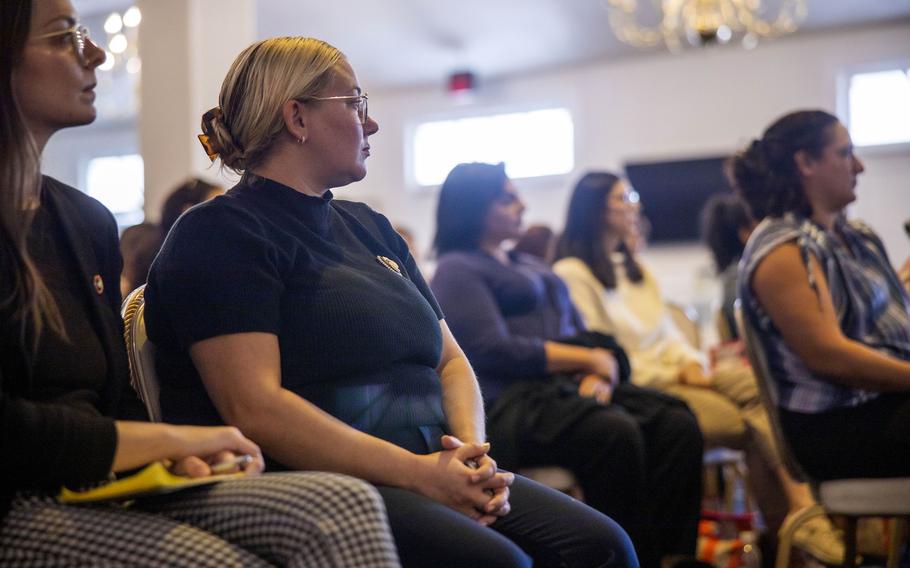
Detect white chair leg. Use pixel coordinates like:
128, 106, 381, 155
776, 504, 827, 568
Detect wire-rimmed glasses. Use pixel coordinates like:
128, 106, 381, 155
31, 25, 93, 66
302, 93, 369, 125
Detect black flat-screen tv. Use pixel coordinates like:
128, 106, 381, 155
624, 155, 733, 244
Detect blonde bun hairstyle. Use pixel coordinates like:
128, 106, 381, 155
200, 37, 343, 172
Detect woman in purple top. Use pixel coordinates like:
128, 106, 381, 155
431, 162, 705, 568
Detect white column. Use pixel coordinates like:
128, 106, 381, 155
138, 0, 255, 222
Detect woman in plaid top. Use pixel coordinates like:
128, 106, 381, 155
733, 109, 910, 480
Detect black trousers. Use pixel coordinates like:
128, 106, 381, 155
377, 475, 638, 568
781, 392, 910, 480
490, 382, 704, 568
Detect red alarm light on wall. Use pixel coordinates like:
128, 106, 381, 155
448, 71, 475, 93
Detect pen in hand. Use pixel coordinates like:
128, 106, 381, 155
210, 454, 253, 475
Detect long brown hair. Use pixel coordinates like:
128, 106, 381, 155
1, 0, 64, 346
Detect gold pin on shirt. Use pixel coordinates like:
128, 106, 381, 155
92, 274, 104, 294
376, 255, 402, 275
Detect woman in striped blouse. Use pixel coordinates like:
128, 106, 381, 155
732, 109, 910, 480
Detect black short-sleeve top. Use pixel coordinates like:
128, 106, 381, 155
145, 175, 447, 456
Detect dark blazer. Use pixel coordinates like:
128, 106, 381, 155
0, 177, 147, 517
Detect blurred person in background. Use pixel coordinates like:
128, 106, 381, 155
432, 162, 703, 568
701, 193, 756, 340
120, 177, 223, 297
511, 224, 555, 261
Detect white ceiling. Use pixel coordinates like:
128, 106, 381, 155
77, 0, 910, 90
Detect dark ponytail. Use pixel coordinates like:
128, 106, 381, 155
728, 110, 839, 220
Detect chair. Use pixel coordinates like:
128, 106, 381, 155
667, 301, 701, 349
121, 284, 162, 421
735, 305, 910, 568
703, 447, 754, 516
714, 303, 735, 344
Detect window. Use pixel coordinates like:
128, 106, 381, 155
847, 68, 910, 147
85, 154, 145, 227
411, 108, 574, 187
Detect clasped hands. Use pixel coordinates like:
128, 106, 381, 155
417, 434, 514, 526
577, 347, 618, 404
678, 361, 714, 388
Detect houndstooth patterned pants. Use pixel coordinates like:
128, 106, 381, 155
0, 472, 400, 567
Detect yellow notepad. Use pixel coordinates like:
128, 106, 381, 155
59, 461, 243, 503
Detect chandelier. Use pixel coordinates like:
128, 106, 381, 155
604, 0, 808, 52
99, 5, 142, 74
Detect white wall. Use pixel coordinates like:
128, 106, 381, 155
343, 22, 910, 306
139, 0, 255, 222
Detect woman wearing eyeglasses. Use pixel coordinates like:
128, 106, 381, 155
143, 37, 636, 567
1, 2, 400, 566
733, 110, 910, 480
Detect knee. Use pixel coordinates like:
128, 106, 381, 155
322, 473, 386, 511
667, 406, 706, 454
262, 472, 390, 535
567, 513, 640, 568
478, 541, 533, 568
592, 411, 647, 459
305, 473, 389, 526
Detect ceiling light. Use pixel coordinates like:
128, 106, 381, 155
109, 33, 128, 54
126, 56, 142, 74
123, 6, 142, 28
604, 0, 807, 52
103, 12, 122, 34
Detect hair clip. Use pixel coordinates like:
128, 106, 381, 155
198, 134, 218, 162
198, 107, 224, 162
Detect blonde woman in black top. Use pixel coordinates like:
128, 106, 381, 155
145, 36, 637, 567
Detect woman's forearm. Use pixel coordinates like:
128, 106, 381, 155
112, 421, 180, 472
436, 320, 486, 444
801, 337, 910, 391
189, 332, 427, 489
545, 341, 618, 378
438, 354, 486, 444
112, 421, 264, 474
544, 341, 595, 373
229, 389, 423, 488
